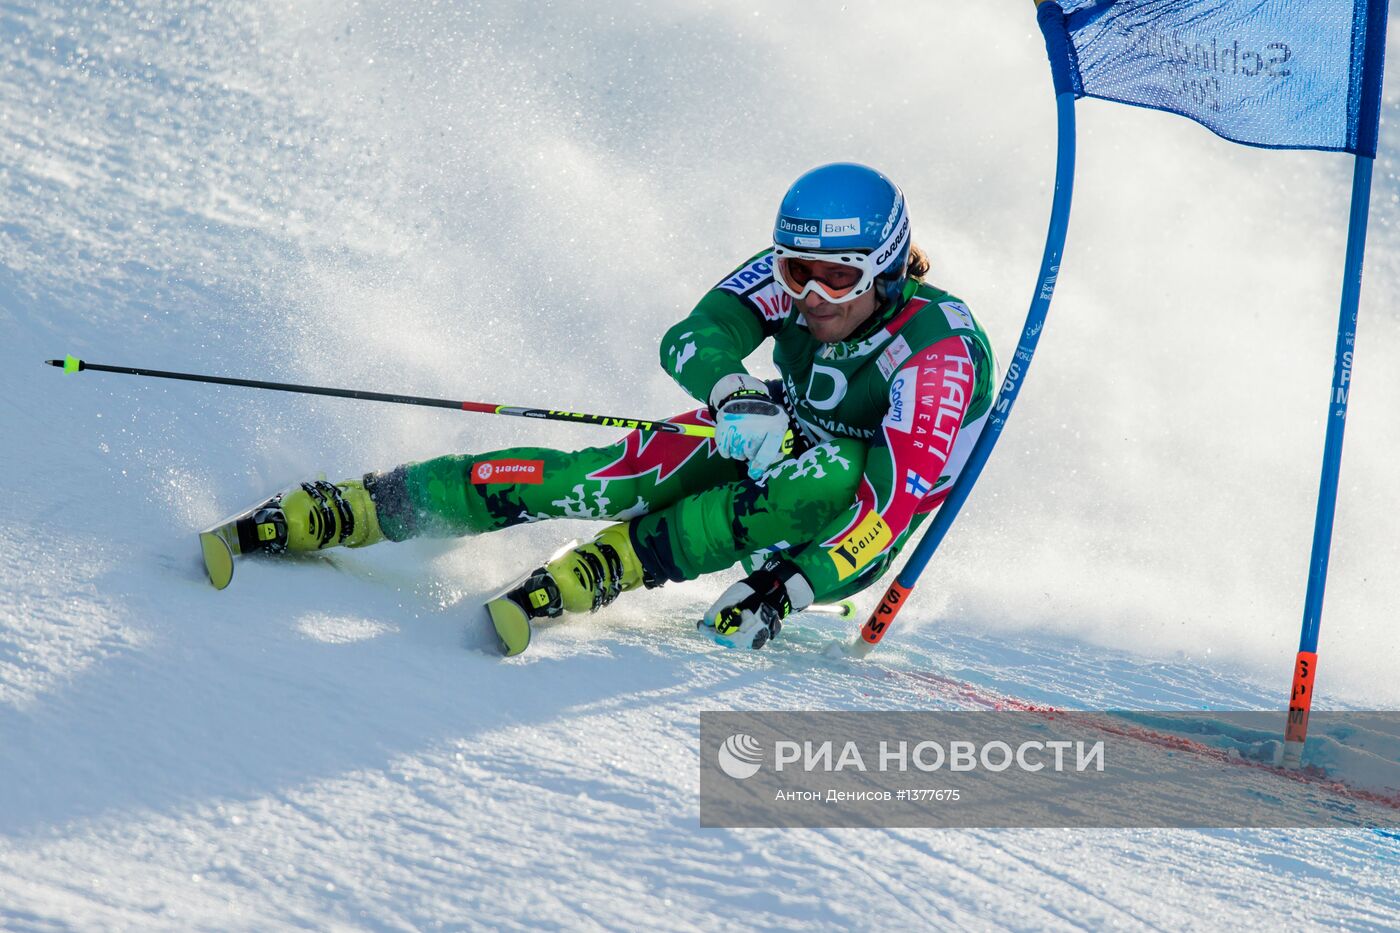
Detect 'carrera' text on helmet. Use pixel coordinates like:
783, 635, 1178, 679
874, 214, 910, 267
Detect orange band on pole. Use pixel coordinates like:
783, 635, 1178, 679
1285, 651, 1318, 745
860, 581, 912, 645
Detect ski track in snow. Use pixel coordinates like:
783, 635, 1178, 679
2, 1, 1399, 929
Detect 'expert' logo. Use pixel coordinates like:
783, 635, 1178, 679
470, 459, 545, 484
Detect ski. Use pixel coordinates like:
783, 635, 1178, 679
484, 586, 534, 658
198, 494, 290, 590
203, 497, 855, 659
199, 528, 236, 590
493, 597, 858, 658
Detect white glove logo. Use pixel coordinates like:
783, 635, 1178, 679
717, 733, 764, 780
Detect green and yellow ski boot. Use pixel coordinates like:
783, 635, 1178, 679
200, 479, 384, 589
486, 522, 646, 657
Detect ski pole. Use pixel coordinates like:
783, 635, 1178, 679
846, 1, 1078, 658
44, 355, 715, 439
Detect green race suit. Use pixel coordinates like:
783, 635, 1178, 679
364, 249, 997, 602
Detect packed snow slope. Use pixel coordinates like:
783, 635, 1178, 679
2, 0, 1399, 928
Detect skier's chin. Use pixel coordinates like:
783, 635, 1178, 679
800, 290, 880, 343
801, 308, 849, 343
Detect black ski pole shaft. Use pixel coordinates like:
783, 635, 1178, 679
45, 355, 714, 439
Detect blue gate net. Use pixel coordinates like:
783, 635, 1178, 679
1054, 0, 1389, 156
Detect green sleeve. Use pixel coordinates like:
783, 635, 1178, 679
659, 288, 769, 405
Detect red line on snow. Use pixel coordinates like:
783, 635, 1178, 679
891, 669, 1400, 812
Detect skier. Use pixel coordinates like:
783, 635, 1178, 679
205, 162, 998, 655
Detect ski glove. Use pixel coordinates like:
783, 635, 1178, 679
699, 558, 814, 649
709, 373, 791, 481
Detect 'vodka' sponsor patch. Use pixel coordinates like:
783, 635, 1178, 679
747, 282, 792, 322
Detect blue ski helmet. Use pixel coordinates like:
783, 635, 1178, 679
771, 162, 912, 307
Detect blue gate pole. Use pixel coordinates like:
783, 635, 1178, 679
850, 0, 1077, 656
1283, 153, 1375, 769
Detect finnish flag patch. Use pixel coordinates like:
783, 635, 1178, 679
904, 469, 932, 497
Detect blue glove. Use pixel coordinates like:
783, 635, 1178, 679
709, 374, 791, 480
699, 559, 815, 649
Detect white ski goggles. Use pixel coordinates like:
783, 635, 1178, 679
771, 246, 878, 304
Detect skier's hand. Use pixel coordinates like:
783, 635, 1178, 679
699, 559, 814, 649
709, 374, 791, 480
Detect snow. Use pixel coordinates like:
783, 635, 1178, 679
2, 0, 1399, 928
